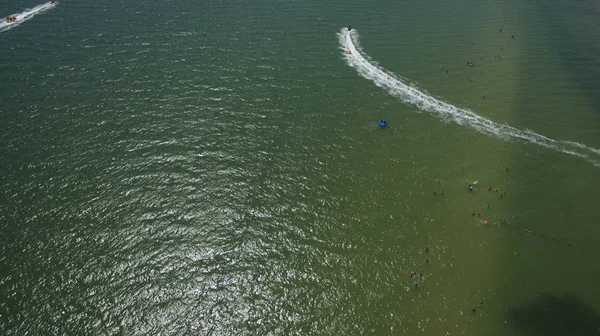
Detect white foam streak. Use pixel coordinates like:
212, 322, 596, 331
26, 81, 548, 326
339, 28, 600, 167
0, 2, 57, 33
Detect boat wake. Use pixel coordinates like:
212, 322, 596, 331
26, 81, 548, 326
0, 2, 57, 33
339, 28, 600, 167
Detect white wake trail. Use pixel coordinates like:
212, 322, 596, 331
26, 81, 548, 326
339, 28, 600, 167
0, 2, 57, 33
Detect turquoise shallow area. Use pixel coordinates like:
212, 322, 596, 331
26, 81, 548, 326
1, 0, 599, 334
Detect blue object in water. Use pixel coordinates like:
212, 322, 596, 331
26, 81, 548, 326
378, 118, 388, 127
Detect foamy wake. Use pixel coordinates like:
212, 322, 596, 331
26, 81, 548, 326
339, 28, 600, 167
0, 2, 57, 33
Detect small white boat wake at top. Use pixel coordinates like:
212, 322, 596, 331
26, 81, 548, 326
0, 1, 57, 33
338, 28, 600, 167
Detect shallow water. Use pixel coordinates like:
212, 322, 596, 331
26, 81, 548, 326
1, 0, 599, 334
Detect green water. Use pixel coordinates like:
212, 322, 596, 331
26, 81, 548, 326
1, 0, 599, 334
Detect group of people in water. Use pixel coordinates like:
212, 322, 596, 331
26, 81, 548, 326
410, 248, 431, 288
438, 29, 515, 72
410, 271, 424, 287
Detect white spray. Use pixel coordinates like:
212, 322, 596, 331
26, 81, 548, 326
0, 2, 57, 33
339, 28, 600, 167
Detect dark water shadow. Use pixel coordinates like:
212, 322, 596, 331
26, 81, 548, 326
535, 2, 600, 116
508, 293, 600, 336
500, 3, 600, 336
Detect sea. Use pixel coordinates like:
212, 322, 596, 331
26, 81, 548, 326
1, 0, 600, 335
